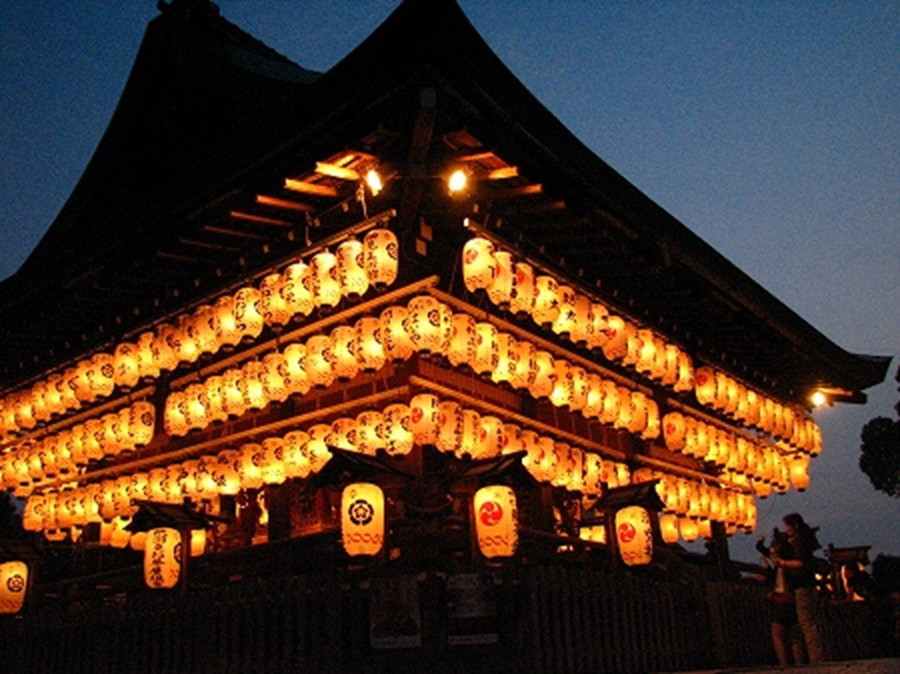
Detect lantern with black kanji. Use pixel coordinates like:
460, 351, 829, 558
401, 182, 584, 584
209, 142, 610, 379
143, 527, 182, 589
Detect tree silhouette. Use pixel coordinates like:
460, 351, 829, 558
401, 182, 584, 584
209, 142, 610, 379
859, 364, 900, 497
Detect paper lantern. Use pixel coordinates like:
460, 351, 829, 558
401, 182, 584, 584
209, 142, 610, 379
281, 261, 316, 318
678, 517, 699, 543
355, 410, 385, 456
615, 505, 654, 566
305, 335, 335, 388
260, 273, 292, 327
233, 286, 265, 343
310, 251, 341, 310
487, 250, 514, 308
694, 367, 716, 407
211, 295, 241, 350
456, 408, 482, 459
569, 294, 594, 346
602, 316, 632, 362
164, 390, 189, 437
0, 561, 28, 614
509, 262, 536, 317
532, 275, 560, 328
261, 437, 287, 485
549, 360, 573, 409
184, 384, 209, 431
336, 238, 370, 300
462, 237, 496, 292
586, 302, 610, 350
213, 449, 242, 495
341, 482, 385, 556
409, 393, 440, 445
261, 352, 289, 403
330, 325, 359, 381
569, 366, 588, 412
190, 305, 219, 355
528, 350, 555, 398
436, 401, 463, 453
379, 306, 413, 361
789, 455, 811, 491
363, 228, 398, 290
355, 316, 386, 371
144, 527, 182, 589
659, 513, 680, 544
472, 322, 499, 375
473, 485, 518, 558
173, 315, 201, 366
511, 339, 536, 390
89, 353, 117, 399
405, 295, 451, 354
329, 417, 358, 452
113, 342, 141, 390
382, 403, 414, 456
583, 373, 604, 418
490, 333, 518, 387
501, 423, 523, 455
582, 452, 603, 496
282, 431, 312, 479
447, 313, 477, 368
551, 285, 577, 338
305, 424, 333, 474
282, 342, 312, 395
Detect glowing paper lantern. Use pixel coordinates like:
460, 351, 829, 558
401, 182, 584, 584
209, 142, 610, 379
694, 367, 716, 407
310, 251, 341, 310
472, 322, 499, 375
511, 339, 536, 390
260, 437, 287, 485
448, 313, 477, 368
283, 431, 312, 479
405, 296, 451, 354
355, 316, 386, 371
436, 401, 463, 453
601, 315, 630, 362
456, 408, 482, 459
238, 443, 265, 490
382, 403, 414, 456
212, 295, 242, 349
659, 513, 680, 544
282, 343, 311, 395
330, 325, 359, 381
462, 237, 496, 292
341, 482, 385, 556
473, 485, 518, 558
260, 273, 292, 327
190, 305, 219, 355
305, 424, 333, 474
355, 410, 386, 455
487, 250, 514, 308
551, 285, 577, 338
261, 352, 289, 403
233, 287, 265, 343
528, 350, 555, 399
615, 505, 654, 566
144, 527, 182, 589
490, 333, 518, 387
379, 306, 413, 362
363, 228, 398, 289
509, 262, 535, 317
89, 353, 117, 399
532, 275, 560, 328
789, 455, 811, 491
212, 449, 242, 495
336, 238, 369, 300
409, 393, 440, 445
114, 342, 141, 390
305, 335, 335, 388
281, 262, 316, 318
0, 561, 28, 614
569, 294, 594, 345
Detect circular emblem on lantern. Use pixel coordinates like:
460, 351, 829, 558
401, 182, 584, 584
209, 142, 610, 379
479, 500, 503, 527
348, 499, 375, 526
7, 574, 25, 593
618, 521, 636, 543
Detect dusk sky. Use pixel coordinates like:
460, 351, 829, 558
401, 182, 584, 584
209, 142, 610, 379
1, 1, 897, 563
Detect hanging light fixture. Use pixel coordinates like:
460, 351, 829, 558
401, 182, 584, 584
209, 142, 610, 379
382, 403, 414, 456
473, 485, 518, 558
330, 325, 360, 381
341, 482, 385, 556
363, 228, 398, 290
310, 251, 342, 311
355, 316, 386, 372
462, 237, 496, 293
260, 273, 292, 328
379, 305, 413, 362
615, 505, 654, 566
143, 527, 182, 589
336, 238, 370, 301
405, 296, 451, 355
0, 561, 29, 614
281, 261, 316, 318
233, 287, 265, 343
410, 393, 440, 445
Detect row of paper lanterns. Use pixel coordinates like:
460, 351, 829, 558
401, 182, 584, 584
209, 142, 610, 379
632, 468, 757, 532
462, 236, 819, 454
463, 236, 695, 391
661, 411, 812, 495
164, 295, 662, 441
0, 401, 155, 496
694, 366, 820, 453
23, 395, 643, 536
0, 229, 399, 443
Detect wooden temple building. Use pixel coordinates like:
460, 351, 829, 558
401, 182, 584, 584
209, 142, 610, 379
0, 1, 890, 671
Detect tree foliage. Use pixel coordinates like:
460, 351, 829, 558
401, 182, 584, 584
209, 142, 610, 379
859, 365, 900, 497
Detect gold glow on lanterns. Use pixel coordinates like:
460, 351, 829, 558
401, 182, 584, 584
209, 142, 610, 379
473, 485, 518, 558
0, 561, 28, 614
144, 527, 182, 589
341, 482, 385, 556
615, 505, 653, 566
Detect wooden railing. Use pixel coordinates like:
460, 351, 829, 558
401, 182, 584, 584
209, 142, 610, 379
0, 563, 884, 673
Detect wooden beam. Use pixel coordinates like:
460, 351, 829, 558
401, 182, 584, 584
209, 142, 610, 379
229, 211, 291, 227
284, 178, 338, 198
255, 194, 315, 212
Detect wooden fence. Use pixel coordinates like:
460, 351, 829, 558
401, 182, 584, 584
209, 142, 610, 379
0, 564, 882, 673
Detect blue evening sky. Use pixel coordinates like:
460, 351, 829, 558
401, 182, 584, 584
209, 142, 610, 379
1, 1, 897, 563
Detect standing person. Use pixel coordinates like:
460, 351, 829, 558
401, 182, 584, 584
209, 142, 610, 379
757, 529, 806, 666
771, 513, 826, 663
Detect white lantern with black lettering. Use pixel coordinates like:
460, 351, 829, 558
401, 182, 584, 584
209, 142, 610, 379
341, 483, 385, 556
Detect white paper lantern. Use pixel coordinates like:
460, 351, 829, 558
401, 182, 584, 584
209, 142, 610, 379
341, 482, 385, 556
473, 485, 518, 558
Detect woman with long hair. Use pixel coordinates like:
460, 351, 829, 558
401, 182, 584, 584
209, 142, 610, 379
771, 512, 826, 663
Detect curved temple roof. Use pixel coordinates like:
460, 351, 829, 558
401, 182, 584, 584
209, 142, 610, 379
0, 0, 889, 404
